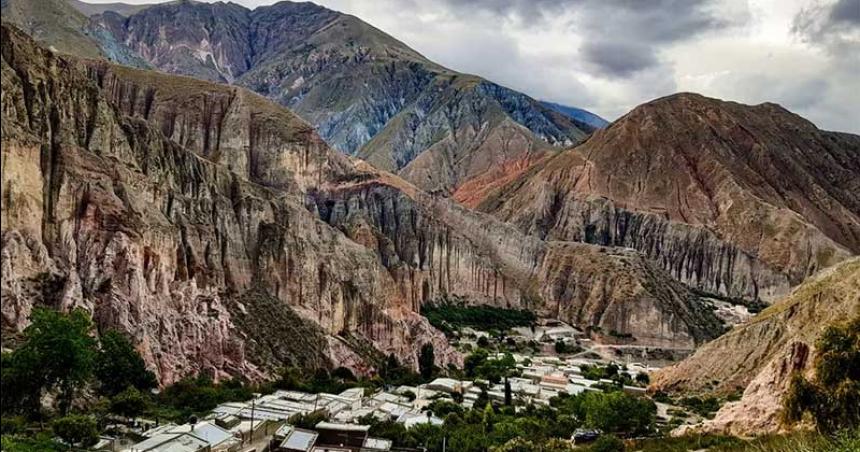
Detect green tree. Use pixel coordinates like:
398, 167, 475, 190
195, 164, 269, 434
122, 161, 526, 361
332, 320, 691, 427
110, 386, 148, 420
95, 330, 157, 396
288, 410, 330, 429
564, 391, 655, 436
419, 343, 436, 380
52, 415, 99, 448
784, 316, 860, 432
5, 308, 97, 415
483, 403, 496, 432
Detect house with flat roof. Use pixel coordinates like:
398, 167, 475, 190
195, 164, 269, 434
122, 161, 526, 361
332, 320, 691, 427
127, 432, 210, 452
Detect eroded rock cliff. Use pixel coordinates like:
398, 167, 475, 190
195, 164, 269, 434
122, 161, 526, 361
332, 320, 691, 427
0, 23, 457, 383
312, 165, 724, 350
481, 93, 860, 303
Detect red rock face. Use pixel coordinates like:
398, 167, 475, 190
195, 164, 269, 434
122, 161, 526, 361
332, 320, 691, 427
481, 93, 860, 303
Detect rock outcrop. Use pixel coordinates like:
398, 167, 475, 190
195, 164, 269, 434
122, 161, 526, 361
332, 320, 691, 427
480, 93, 860, 303
652, 257, 860, 435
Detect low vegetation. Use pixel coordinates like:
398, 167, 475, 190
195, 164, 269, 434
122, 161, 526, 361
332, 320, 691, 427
421, 303, 536, 335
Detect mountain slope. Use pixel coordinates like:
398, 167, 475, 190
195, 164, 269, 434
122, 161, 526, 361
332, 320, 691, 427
541, 101, 610, 130
78, 0, 598, 198
480, 93, 860, 303
651, 257, 860, 435
1, 23, 724, 386
1, 0, 149, 68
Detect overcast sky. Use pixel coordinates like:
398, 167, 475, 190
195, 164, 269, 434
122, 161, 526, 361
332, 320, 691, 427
83, 0, 860, 132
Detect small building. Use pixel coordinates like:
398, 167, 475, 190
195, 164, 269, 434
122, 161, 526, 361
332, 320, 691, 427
314, 422, 370, 451
278, 428, 319, 452
361, 437, 392, 451
540, 373, 569, 389
397, 413, 443, 429
128, 432, 210, 452
425, 378, 462, 394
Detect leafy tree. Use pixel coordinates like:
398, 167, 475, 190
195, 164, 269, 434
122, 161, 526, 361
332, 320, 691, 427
784, 316, 860, 432
158, 376, 253, 416
419, 343, 436, 380
52, 415, 99, 448
553, 391, 655, 436
465, 349, 489, 378
635, 372, 650, 386
483, 403, 496, 432
426, 400, 463, 418
95, 330, 157, 396
288, 410, 330, 429
4, 308, 97, 415
110, 387, 148, 420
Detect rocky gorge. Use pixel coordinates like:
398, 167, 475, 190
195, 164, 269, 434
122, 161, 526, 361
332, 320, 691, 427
1, 23, 724, 385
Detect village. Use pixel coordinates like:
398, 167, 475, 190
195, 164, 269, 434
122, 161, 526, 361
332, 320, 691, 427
104, 319, 679, 452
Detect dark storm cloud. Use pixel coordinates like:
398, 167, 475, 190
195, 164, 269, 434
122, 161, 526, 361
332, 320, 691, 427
438, 0, 746, 77
793, 0, 860, 57
580, 41, 659, 78
829, 0, 860, 24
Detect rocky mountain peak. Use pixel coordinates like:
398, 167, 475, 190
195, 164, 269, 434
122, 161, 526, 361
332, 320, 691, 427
480, 93, 860, 303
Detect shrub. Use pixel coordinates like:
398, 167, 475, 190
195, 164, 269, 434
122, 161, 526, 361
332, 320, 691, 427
783, 316, 860, 432
52, 415, 99, 448
590, 434, 625, 452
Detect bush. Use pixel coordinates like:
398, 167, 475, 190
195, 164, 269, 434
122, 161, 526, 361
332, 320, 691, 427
590, 434, 625, 452
288, 410, 330, 429
52, 415, 99, 448
553, 391, 655, 436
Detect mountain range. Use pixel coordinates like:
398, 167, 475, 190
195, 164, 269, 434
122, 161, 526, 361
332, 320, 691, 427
1, 0, 859, 437
3, 0, 602, 201
1, 22, 725, 383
